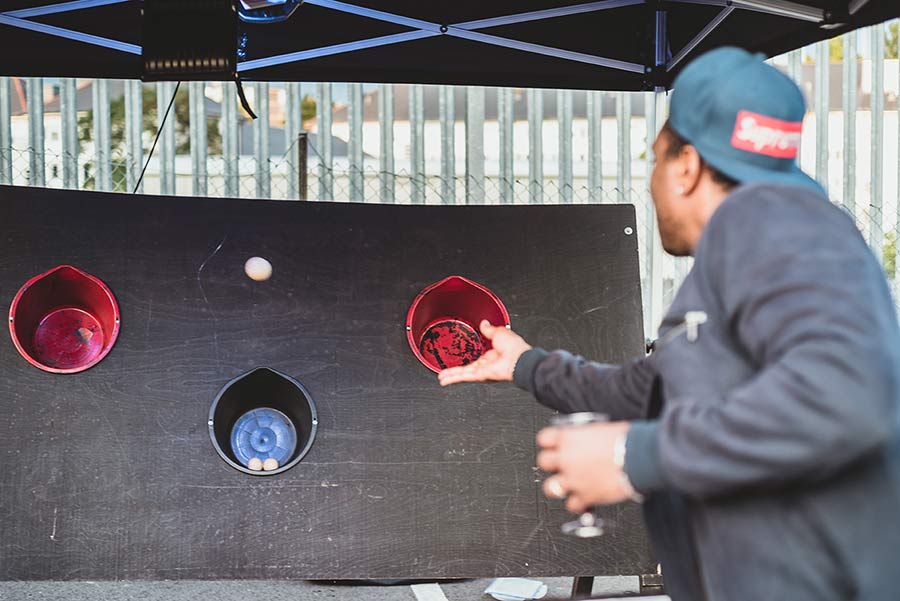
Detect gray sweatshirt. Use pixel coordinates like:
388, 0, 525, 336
513, 183, 900, 600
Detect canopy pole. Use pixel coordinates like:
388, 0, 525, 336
306, 0, 645, 32
667, 0, 822, 23
667, 7, 734, 71
3, 0, 129, 19
847, 0, 872, 15
240, 1, 646, 74
654, 7, 667, 68
0, 14, 140, 54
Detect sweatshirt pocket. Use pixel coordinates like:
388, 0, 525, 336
655, 310, 709, 348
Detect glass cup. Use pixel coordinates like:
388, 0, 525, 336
549, 412, 609, 538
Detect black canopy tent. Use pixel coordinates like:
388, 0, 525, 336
0, 0, 896, 90
0, 0, 898, 592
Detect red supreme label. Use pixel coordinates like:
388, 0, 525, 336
730, 110, 802, 159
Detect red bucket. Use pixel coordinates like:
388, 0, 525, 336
406, 276, 510, 373
8, 265, 120, 374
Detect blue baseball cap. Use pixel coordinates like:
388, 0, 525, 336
669, 46, 824, 195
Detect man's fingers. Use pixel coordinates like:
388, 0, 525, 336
565, 494, 589, 514
542, 475, 568, 500
437, 364, 483, 386
438, 365, 477, 386
480, 320, 498, 340
536, 427, 561, 449
480, 349, 499, 363
438, 354, 498, 384
438, 348, 510, 386
536, 449, 559, 472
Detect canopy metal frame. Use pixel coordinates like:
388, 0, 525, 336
0, 0, 836, 83
0, 0, 139, 55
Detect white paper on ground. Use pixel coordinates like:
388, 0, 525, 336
409, 583, 450, 601
603, 597, 671, 601
484, 578, 548, 601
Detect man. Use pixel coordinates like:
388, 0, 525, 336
438, 47, 900, 600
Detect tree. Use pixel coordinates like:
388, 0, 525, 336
78, 83, 222, 191
887, 21, 898, 60
829, 36, 843, 62
142, 85, 222, 156
301, 94, 316, 123
823, 23, 898, 62
77, 88, 129, 191
884, 231, 897, 280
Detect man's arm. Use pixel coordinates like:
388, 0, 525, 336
437, 320, 655, 422
624, 188, 900, 498
514, 349, 656, 421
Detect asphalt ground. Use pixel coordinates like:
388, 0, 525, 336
0, 576, 670, 601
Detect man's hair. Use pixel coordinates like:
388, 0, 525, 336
661, 122, 740, 190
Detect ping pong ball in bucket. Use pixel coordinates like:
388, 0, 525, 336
245, 257, 273, 281
248, 457, 263, 471
263, 458, 279, 471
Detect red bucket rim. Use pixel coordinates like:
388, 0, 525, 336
406, 275, 511, 374
8, 265, 121, 374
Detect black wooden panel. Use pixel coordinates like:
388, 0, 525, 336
0, 185, 653, 580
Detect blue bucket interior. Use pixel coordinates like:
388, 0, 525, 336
230, 407, 297, 468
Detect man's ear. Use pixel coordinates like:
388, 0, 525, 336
679, 145, 704, 196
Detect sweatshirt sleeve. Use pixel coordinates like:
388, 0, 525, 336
513, 347, 656, 421
624, 187, 900, 498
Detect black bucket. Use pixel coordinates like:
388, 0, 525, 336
208, 367, 318, 476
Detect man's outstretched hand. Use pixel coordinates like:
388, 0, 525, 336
437, 320, 533, 386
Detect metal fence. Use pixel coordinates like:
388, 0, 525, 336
1, 23, 899, 337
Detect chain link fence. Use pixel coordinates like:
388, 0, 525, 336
3, 145, 896, 329
0, 139, 737, 334
2, 25, 899, 333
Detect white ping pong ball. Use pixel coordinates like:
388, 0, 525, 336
244, 257, 273, 281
